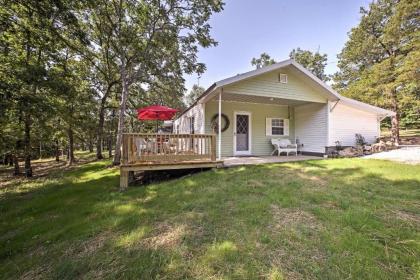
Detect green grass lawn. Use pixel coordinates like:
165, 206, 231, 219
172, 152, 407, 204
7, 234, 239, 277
1, 156, 419, 279
381, 128, 420, 137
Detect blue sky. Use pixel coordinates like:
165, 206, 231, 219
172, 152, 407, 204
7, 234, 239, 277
184, 0, 371, 91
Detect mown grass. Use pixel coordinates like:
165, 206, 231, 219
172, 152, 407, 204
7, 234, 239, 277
381, 128, 420, 137
0, 156, 419, 279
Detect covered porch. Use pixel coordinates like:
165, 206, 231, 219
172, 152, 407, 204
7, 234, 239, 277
204, 90, 329, 159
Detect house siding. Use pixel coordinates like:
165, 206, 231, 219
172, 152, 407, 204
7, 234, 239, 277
173, 103, 205, 133
329, 102, 379, 146
294, 103, 328, 153
205, 101, 294, 157
224, 68, 328, 103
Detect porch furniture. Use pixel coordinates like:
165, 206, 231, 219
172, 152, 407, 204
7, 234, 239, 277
271, 139, 298, 156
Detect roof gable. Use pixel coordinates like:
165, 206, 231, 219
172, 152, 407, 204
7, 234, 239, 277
178, 59, 395, 118
223, 67, 328, 103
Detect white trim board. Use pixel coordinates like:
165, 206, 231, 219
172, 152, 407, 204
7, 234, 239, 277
209, 99, 290, 107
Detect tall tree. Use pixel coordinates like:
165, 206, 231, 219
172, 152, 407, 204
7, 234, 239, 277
185, 84, 205, 106
251, 52, 276, 69
1, 1, 54, 176
289, 48, 329, 81
90, 0, 224, 165
0, 0, 88, 175
80, 6, 120, 160
334, 0, 419, 143
49, 50, 96, 166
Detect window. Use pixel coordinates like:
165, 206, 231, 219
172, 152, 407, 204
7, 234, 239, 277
271, 118, 284, 135
189, 116, 195, 134
266, 118, 289, 136
279, 73, 288, 84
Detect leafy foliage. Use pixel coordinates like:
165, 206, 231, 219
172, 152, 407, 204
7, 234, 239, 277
185, 84, 205, 106
0, 0, 223, 173
251, 52, 276, 69
289, 48, 329, 81
333, 0, 420, 137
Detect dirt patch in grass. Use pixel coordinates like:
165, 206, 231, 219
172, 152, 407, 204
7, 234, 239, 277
268, 205, 326, 278
20, 265, 52, 280
247, 179, 265, 188
62, 231, 114, 258
78, 231, 113, 257
141, 223, 187, 250
266, 241, 326, 280
392, 210, 420, 227
321, 201, 341, 210
269, 168, 328, 189
296, 172, 328, 187
270, 205, 323, 231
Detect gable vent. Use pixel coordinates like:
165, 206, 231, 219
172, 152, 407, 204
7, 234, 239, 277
279, 73, 288, 84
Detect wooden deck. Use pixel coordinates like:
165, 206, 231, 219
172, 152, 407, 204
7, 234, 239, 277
120, 133, 221, 189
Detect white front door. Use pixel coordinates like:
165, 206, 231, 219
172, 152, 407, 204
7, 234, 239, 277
234, 112, 251, 155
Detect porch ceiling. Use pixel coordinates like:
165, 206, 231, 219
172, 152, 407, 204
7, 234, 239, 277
210, 92, 312, 106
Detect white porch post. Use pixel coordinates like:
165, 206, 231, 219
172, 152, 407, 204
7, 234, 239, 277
218, 89, 222, 160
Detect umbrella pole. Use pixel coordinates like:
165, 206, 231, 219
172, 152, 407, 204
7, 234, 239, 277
156, 120, 158, 133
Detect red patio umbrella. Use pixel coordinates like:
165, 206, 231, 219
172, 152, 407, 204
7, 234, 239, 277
137, 105, 178, 120
137, 105, 179, 132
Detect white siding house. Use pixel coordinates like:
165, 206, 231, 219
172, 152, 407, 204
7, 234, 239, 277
295, 103, 328, 154
174, 59, 395, 158
328, 102, 380, 146
175, 103, 205, 134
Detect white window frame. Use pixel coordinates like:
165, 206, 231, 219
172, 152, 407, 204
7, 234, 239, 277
279, 73, 288, 84
271, 118, 284, 136
266, 118, 289, 136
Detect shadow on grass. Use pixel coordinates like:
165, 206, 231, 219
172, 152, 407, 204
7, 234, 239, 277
0, 158, 419, 279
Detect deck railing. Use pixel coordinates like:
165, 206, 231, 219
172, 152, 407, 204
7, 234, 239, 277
121, 133, 217, 165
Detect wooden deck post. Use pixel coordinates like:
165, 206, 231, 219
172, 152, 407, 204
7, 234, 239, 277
120, 168, 129, 190
211, 135, 216, 161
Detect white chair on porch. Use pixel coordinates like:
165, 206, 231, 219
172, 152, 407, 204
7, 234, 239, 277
271, 139, 298, 156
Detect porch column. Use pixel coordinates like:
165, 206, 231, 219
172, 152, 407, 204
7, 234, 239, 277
218, 89, 222, 160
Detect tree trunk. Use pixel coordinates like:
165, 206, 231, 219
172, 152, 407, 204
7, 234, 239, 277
88, 137, 94, 153
96, 101, 106, 160
55, 139, 60, 162
13, 154, 20, 176
97, 82, 116, 160
13, 139, 20, 175
390, 89, 400, 144
39, 139, 42, 159
67, 126, 75, 166
6, 154, 12, 166
24, 112, 32, 177
113, 60, 129, 165
108, 134, 113, 158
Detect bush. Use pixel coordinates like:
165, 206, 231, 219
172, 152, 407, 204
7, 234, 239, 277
355, 133, 367, 146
